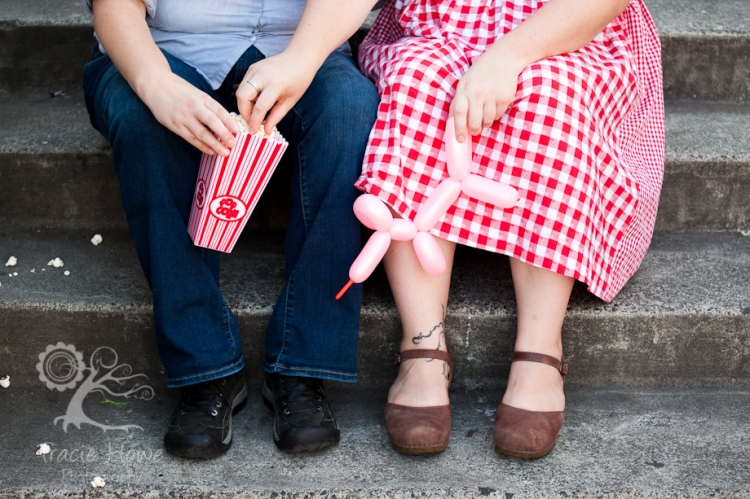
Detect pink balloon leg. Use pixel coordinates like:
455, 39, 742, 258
461, 174, 520, 209
336, 230, 392, 300
413, 232, 446, 276
350, 231, 392, 282
445, 117, 472, 181
353, 194, 394, 232
413, 178, 462, 232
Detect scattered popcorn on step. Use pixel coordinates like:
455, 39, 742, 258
5, 256, 17, 267
36, 443, 51, 456
47, 258, 64, 268
13, 272, 17, 276
0, 376, 9, 388
64, 271, 70, 276
91, 234, 103, 246
91, 477, 106, 488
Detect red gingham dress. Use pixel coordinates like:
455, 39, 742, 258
355, 0, 665, 302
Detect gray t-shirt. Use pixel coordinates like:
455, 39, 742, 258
85, 0, 350, 89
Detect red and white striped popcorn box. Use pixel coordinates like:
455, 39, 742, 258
188, 130, 288, 253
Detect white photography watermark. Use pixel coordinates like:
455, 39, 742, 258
37, 342, 154, 432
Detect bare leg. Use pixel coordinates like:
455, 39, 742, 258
502, 258, 574, 412
384, 235, 456, 407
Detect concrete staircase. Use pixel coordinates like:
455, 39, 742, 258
0, 0, 749, 497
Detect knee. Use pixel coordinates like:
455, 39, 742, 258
346, 82, 380, 132
317, 78, 379, 139
104, 83, 196, 198
106, 85, 161, 145
518, 63, 585, 112
381, 47, 461, 95
305, 55, 379, 133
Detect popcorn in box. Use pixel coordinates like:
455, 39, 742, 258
188, 116, 288, 253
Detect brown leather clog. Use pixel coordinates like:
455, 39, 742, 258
384, 349, 453, 455
493, 352, 568, 459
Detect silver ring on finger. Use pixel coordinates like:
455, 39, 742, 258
246, 79, 261, 95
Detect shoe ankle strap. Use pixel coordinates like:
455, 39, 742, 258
512, 351, 568, 376
395, 349, 453, 384
396, 349, 451, 364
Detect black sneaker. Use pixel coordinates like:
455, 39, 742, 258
164, 367, 248, 459
262, 373, 340, 453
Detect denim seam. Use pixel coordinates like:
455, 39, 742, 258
293, 107, 311, 236
267, 364, 357, 377
274, 276, 293, 367
223, 300, 236, 358
273, 105, 305, 368
169, 357, 244, 383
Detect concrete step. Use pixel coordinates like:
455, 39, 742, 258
0, 386, 748, 498
1, 0, 749, 100
1, 229, 749, 390
1, 92, 749, 232
661, 100, 750, 233
0, 0, 93, 94
650, 0, 750, 101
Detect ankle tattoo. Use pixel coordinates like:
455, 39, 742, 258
412, 321, 443, 345
409, 306, 450, 379
411, 305, 447, 347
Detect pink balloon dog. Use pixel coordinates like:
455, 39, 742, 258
336, 116, 521, 300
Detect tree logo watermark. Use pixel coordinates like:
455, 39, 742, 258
36, 342, 154, 432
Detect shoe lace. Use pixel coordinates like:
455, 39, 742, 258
179, 380, 226, 417
278, 377, 324, 418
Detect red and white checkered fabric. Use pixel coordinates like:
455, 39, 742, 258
355, 0, 665, 302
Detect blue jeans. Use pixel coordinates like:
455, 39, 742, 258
83, 46, 378, 388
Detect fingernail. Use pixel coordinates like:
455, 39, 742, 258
458, 135, 465, 142
228, 139, 236, 148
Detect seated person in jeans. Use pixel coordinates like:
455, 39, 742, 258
82, 0, 379, 458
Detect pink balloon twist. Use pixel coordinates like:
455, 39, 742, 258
336, 117, 521, 300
